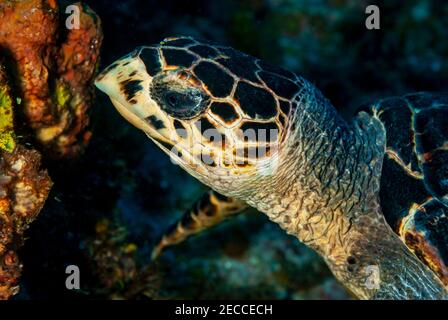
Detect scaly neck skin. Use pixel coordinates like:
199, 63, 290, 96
233, 85, 448, 299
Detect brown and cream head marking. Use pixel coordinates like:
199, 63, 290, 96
95, 36, 303, 190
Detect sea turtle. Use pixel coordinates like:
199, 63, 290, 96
95, 36, 448, 299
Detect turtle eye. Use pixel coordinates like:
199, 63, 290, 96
164, 91, 195, 110
159, 90, 207, 119
151, 76, 210, 119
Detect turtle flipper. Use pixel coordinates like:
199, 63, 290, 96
151, 190, 248, 260
398, 197, 448, 286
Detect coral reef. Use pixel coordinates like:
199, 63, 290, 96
0, 0, 102, 299
84, 217, 161, 299
0, 0, 102, 158
0, 67, 52, 300
0, 146, 52, 300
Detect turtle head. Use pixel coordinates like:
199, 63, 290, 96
95, 36, 293, 193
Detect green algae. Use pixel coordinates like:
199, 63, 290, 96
55, 81, 71, 109
0, 85, 15, 153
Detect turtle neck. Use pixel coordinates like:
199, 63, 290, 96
234, 81, 448, 299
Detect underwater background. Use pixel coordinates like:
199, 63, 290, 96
5, 0, 447, 299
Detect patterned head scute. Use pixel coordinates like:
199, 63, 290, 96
95, 36, 303, 179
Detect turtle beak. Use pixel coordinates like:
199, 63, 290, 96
94, 51, 162, 132
94, 69, 114, 97
95, 55, 135, 101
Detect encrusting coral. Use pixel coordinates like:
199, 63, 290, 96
0, 0, 102, 299
0, 66, 52, 300
0, 146, 52, 300
0, 0, 103, 158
